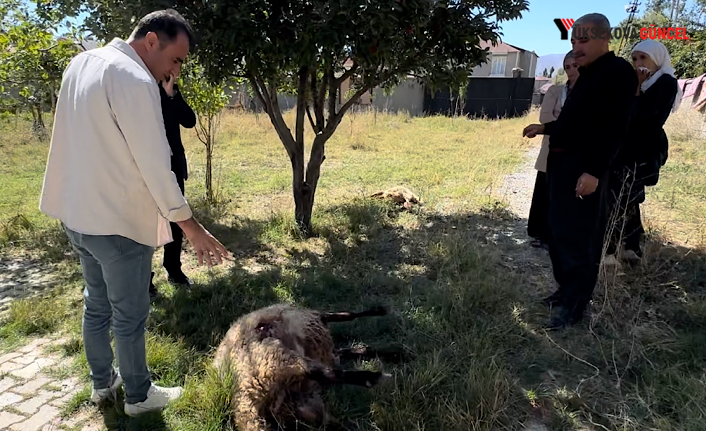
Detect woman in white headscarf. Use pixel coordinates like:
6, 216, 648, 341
527, 50, 579, 250
605, 39, 681, 265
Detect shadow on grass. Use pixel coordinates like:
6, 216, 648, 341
148, 196, 706, 430
3, 197, 705, 430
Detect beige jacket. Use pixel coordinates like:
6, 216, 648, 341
535, 84, 566, 172
39, 38, 192, 247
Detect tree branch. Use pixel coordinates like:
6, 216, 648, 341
259, 75, 297, 160
322, 85, 371, 141
317, 66, 327, 121
306, 104, 317, 132
310, 70, 324, 133
39, 43, 60, 52
327, 65, 337, 125
334, 61, 359, 88
295, 65, 308, 147
248, 74, 269, 115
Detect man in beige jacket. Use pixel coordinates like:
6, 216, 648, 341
39, 9, 230, 416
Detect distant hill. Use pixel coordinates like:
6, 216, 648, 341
536, 53, 565, 77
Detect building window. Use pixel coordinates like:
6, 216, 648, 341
490, 55, 506, 76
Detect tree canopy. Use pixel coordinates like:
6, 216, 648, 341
0, 0, 80, 131
36, 0, 530, 232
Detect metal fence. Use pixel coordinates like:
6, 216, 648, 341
424, 77, 535, 118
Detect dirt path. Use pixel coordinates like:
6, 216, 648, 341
492, 144, 555, 296
496, 144, 540, 218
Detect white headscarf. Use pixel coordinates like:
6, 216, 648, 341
631, 39, 683, 112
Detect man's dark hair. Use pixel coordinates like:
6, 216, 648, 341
130, 9, 196, 50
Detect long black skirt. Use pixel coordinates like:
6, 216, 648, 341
528, 170, 551, 243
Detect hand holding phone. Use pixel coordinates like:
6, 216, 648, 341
164, 74, 176, 97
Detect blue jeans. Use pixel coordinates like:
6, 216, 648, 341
63, 225, 153, 404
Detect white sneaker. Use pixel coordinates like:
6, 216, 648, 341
124, 384, 183, 417
90, 369, 123, 404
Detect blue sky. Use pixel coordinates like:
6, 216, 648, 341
499, 0, 644, 56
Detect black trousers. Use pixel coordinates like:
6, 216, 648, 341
163, 176, 185, 274
547, 152, 610, 315
606, 165, 645, 255
528, 171, 551, 242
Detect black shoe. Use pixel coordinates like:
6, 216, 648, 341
530, 238, 550, 250
166, 269, 193, 287
545, 305, 584, 330
542, 290, 563, 307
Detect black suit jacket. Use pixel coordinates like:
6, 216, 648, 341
543, 51, 639, 180
159, 82, 196, 181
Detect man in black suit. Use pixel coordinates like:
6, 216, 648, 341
523, 13, 639, 329
150, 73, 196, 295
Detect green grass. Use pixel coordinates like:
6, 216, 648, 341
644, 108, 706, 246
1, 107, 705, 430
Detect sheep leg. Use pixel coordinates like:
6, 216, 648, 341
306, 367, 391, 388
336, 344, 408, 363
320, 306, 387, 324
235, 399, 269, 431
324, 414, 350, 431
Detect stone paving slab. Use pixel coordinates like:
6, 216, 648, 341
0, 353, 21, 366
0, 258, 57, 318
0, 337, 103, 431
0, 412, 25, 429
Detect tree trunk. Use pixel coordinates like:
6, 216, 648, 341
291, 145, 313, 234
251, 65, 362, 236
295, 134, 327, 234
51, 91, 57, 116
32, 105, 45, 134
290, 135, 328, 237
206, 142, 213, 202
50, 82, 58, 116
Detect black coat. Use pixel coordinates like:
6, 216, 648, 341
159, 82, 196, 181
616, 73, 678, 187
543, 51, 638, 180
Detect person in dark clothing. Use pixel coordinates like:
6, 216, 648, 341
527, 50, 580, 251
604, 39, 681, 266
150, 73, 196, 295
523, 13, 639, 329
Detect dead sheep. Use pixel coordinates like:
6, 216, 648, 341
214, 303, 398, 431
370, 186, 421, 210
